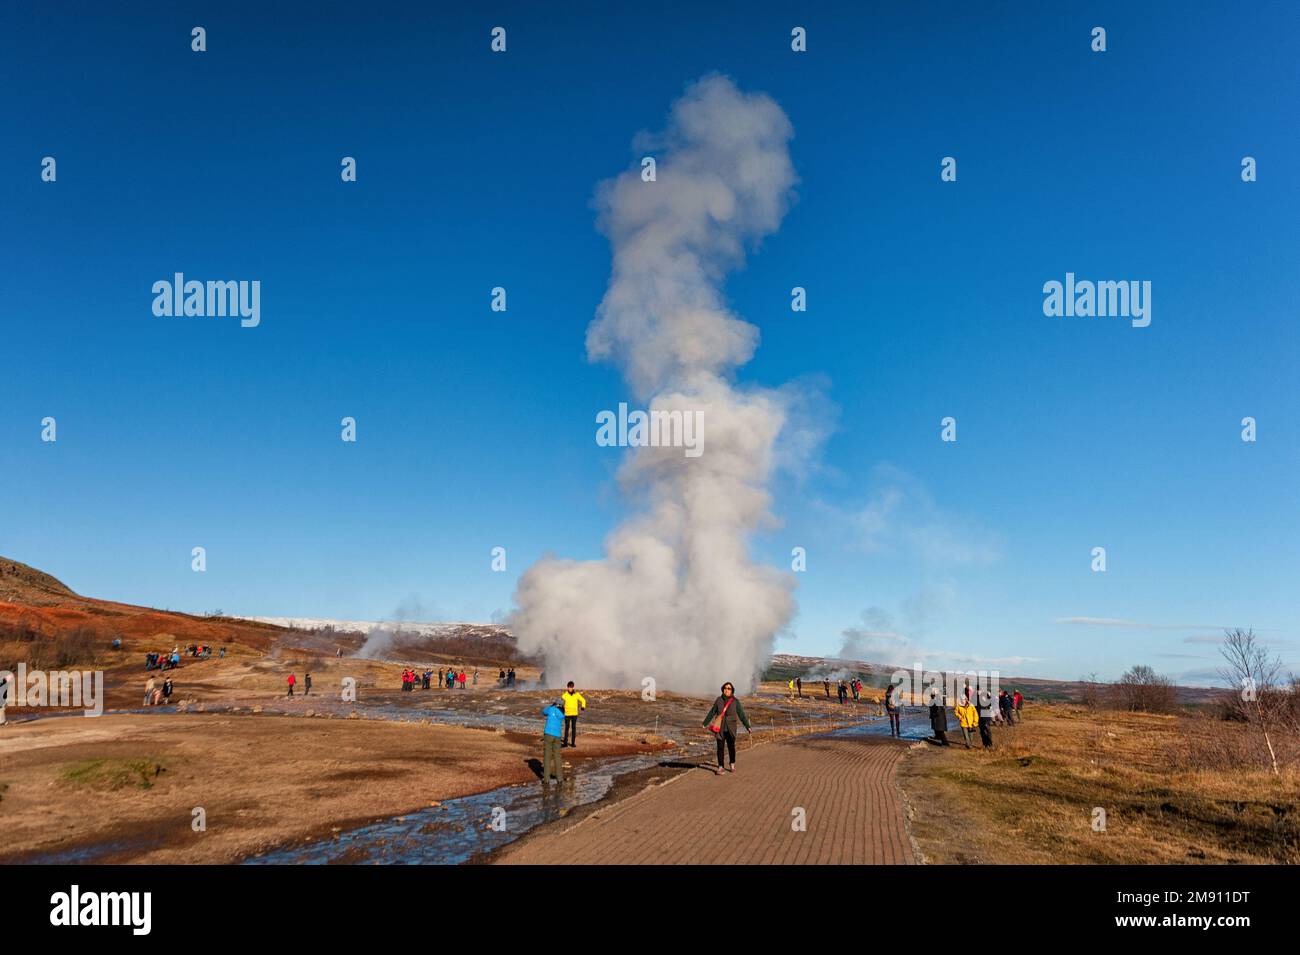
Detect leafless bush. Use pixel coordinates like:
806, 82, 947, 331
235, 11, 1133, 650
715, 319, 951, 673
1079, 672, 1105, 709
1110, 665, 1178, 714
5, 626, 103, 671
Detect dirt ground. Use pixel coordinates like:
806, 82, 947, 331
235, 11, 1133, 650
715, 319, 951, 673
0, 712, 660, 864
0, 657, 878, 865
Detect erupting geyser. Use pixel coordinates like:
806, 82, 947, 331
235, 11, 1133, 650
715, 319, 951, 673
511, 75, 801, 695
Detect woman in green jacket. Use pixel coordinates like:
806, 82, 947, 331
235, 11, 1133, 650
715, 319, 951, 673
702, 682, 752, 775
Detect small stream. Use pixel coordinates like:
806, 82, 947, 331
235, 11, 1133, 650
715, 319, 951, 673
241, 748, 690, 865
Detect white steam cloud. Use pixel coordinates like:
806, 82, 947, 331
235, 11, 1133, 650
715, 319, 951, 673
510, 75, 802, 696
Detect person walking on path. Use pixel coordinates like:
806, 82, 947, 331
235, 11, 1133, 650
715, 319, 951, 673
954, 696, 978, 748
1013, 689, 1024, 721
0, 671, 10, 725
144, 676, 156, 707
976, 689, 995, 748
795, 677, 802, 697
884, 683, 902, 737
823, 679, 830, 699
286, 673, 296, 697
541, 699, 566, 784
928, 694, 950, 745
304, 672, 312, 697
560, 682, 587, 748
702, 682, 751, 775
998, 689, 1013, 725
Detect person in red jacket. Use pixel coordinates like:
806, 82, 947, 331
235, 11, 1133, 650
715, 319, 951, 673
286, 673, 296, 697
1013, 690, 1024, 721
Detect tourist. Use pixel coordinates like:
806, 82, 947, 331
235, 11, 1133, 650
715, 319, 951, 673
541, 699, 566, 784
998, 689, 1013, 725
976, 689, 995, 748
884, 683, 901, 737
286, 673, 296, 697
702, 682, 751, 775
954, 695, 978, 748
561, 682, 587, 748
928, 693, 950, 745
1014, 689, 1024, 720
144, 676, 156, 706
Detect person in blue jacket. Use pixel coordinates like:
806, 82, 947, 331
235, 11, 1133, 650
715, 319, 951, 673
541, 699, 566, 784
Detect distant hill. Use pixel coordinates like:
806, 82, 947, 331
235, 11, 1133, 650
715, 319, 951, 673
0, 555, 292, 661
764, 651, 1223, 705
0, 557, 78, 606
240, 616, 533, 665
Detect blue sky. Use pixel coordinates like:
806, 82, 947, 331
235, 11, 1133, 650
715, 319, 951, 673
2, 1, 1297, 683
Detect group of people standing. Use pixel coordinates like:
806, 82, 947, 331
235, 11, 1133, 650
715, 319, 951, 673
785, 675, 863, 703
929, 686, 1024, 749
401, 666, 479, 690
144, 649, 181, 671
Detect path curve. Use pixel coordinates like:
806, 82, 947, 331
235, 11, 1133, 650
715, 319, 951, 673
496, 733, 915, 865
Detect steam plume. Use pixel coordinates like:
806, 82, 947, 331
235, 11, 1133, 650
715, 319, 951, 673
511, 75, 799, 695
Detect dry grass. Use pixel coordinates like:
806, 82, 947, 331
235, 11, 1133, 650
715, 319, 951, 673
898, 703, 1300, 864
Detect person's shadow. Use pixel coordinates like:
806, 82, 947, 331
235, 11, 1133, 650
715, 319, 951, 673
658, 759, 717, 773
525, 758, 544, 779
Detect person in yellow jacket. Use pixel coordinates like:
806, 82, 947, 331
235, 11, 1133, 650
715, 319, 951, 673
561, 681, 587, 748
954, 697, 979, 749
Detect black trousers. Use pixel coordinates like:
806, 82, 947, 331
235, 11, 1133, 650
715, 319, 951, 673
887, 710, 900, 735
978, 717, 993, 748
563, 715, 578, 745
716, 729, 737, 766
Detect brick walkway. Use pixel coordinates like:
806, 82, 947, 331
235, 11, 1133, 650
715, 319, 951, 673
497, 733, 915, 865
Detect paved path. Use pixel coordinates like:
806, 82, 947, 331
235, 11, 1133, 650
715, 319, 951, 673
497, 734, 915, 865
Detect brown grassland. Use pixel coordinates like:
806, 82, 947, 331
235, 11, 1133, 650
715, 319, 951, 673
899, 703, 1300, 864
